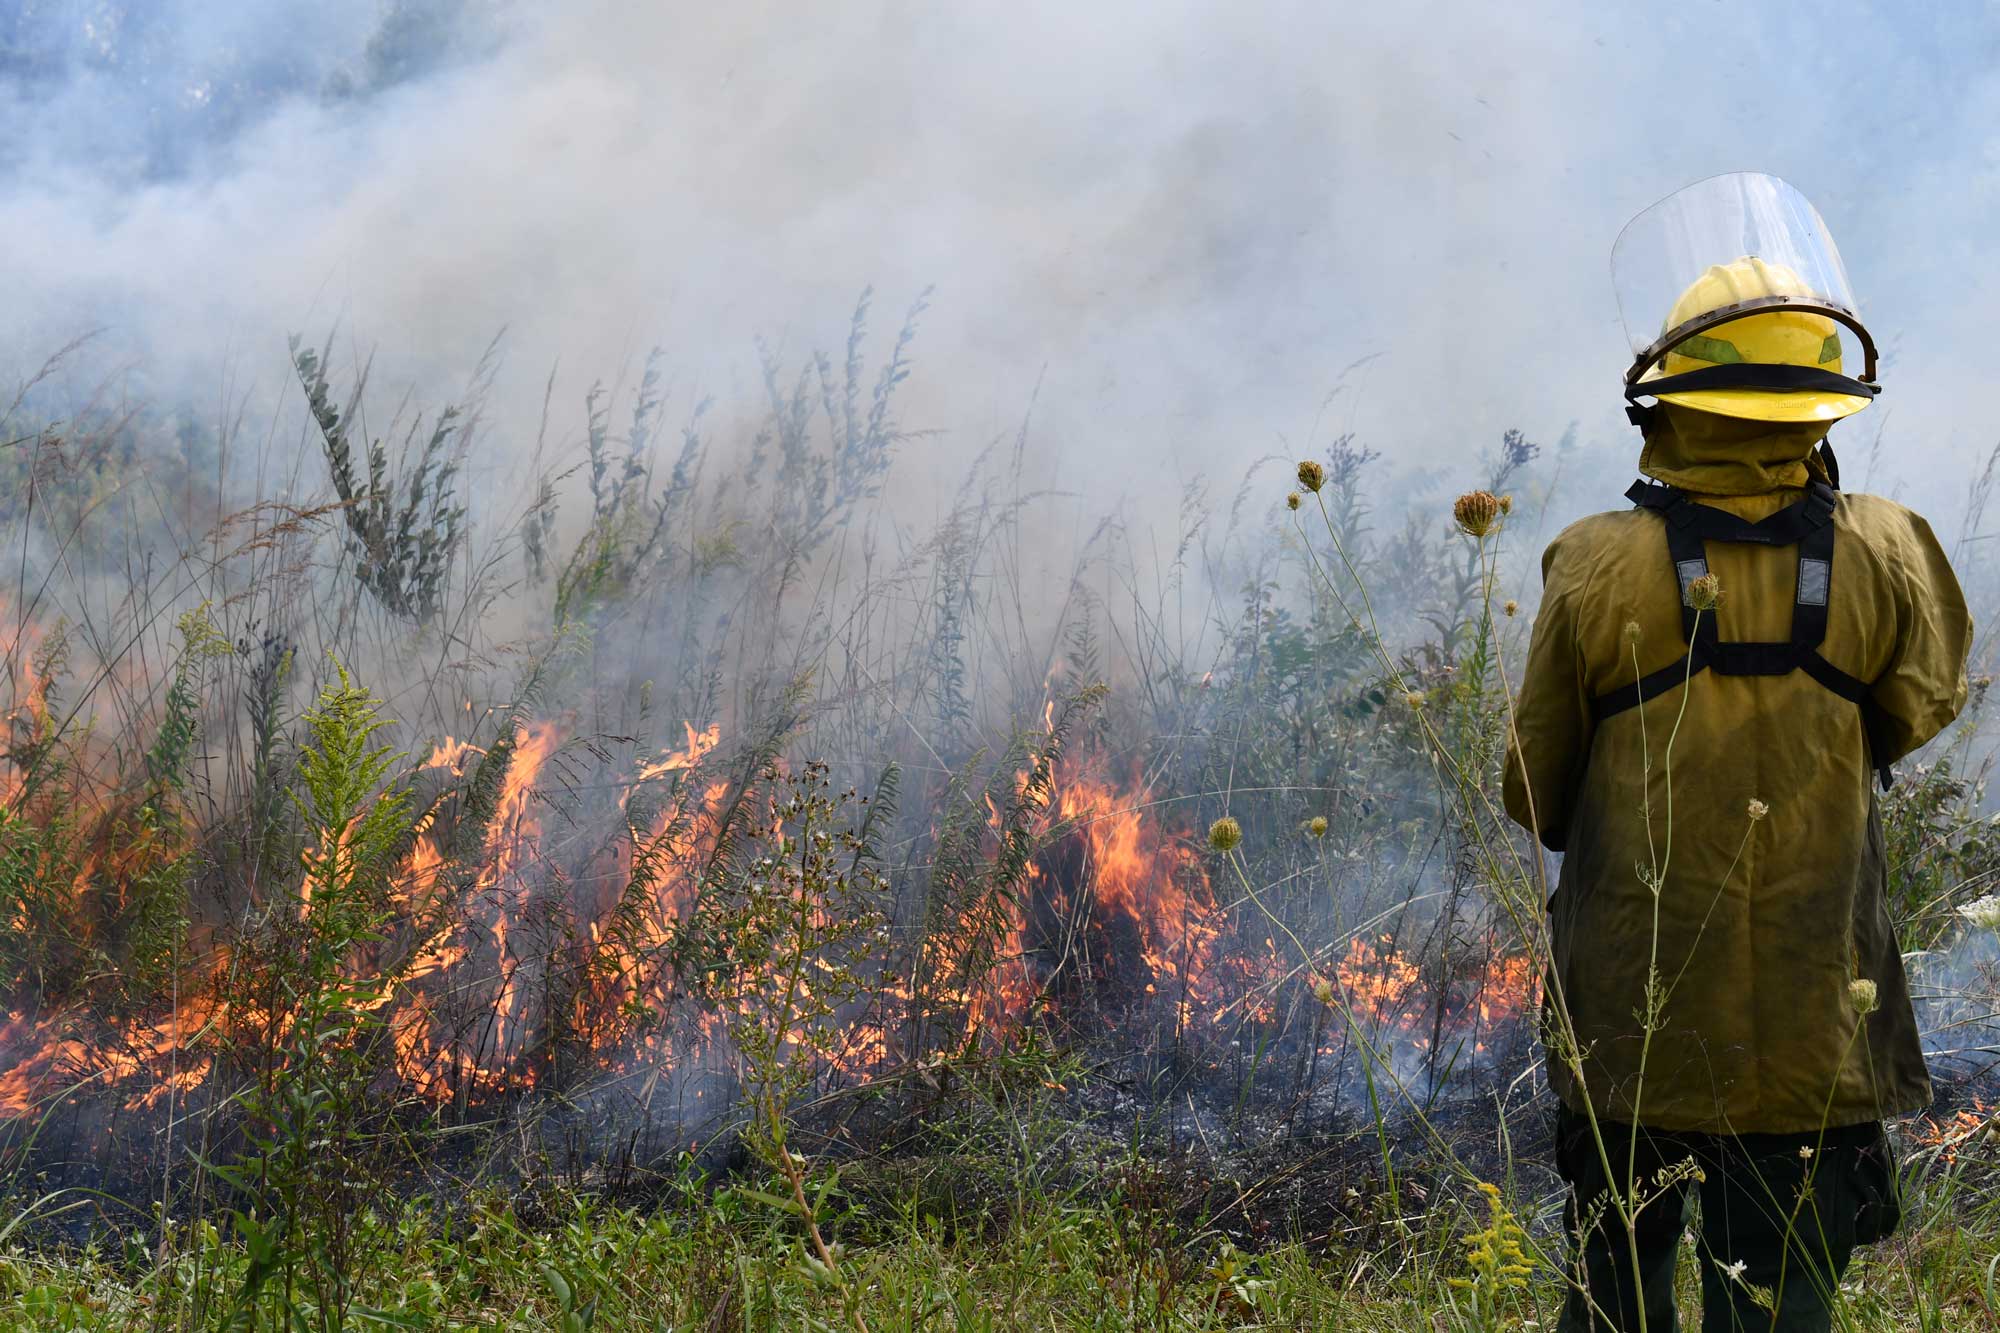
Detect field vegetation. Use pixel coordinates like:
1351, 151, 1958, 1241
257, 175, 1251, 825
0, 308, 1997, 1329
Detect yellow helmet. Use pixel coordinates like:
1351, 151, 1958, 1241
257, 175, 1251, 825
1641, 257, 1873, 424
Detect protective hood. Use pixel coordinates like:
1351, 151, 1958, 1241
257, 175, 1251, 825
1638, 402, 1834, 496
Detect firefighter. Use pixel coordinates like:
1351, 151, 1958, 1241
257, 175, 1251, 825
1503, 173, 1973, 1331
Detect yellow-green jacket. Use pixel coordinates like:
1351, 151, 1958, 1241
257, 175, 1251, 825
1504, 407, 1972, 1133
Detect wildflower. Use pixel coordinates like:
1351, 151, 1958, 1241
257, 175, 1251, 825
1746, 798, 1768, 821
1286, 491, 1301, 511
1847, 978, 1879, 1016
1307, 815, 1329, 838
1498, 494, 1514, 515
1686, 572, 1724, 611
1623, 620, 1642, 645
1453, 490, 1502, 538
1296, 459, 1326, 493
1310, 975, 1336, 1004
1721, 1259, 1749, 1283
1404, 690, 1426, 709
1958, 892, 2000, 932
1447, 1182, 1535, 1295
1503, 599, 1518, 617
1798, 1145, 1815, 1160
1207, 816, 1243, 853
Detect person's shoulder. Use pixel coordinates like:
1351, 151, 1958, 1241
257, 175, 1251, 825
1544, 506, 1655, 559
1536, 506, 1655, 585
1834, 490, 1947, 553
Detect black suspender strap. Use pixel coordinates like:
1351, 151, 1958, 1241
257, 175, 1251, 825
1592, 480, 1893, 790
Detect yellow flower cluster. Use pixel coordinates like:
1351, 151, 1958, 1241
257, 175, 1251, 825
1447, 1181, 1534, 1296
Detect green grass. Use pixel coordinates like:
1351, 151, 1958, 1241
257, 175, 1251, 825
0, 1163, 1995, 1331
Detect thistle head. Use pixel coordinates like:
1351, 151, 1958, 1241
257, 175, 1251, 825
1296, 459, 1326, 493
1686, 572, 1724, 612
1453, 490, 1502, 538
1207, 816, 1243, 853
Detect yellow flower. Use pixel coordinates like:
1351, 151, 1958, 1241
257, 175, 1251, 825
1296, 460, 1325, 493
1207, 816, 1243, 853
1686, 572, 1724, 612
1453, 490, 1502, 538
1306, 815, 1329, 838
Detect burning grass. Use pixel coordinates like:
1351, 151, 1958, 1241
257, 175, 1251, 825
0, 320, 1998, 1327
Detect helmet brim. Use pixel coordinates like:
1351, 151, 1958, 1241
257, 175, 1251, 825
1652, 388, 1872, 424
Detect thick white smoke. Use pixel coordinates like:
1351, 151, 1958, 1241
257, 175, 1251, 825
0, 0, 1994, 532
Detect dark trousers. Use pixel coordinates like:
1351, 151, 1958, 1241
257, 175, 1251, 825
1555, 1108, 1900, 1333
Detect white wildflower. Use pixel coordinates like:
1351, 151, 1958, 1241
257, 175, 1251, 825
1959, 893, 2000, 933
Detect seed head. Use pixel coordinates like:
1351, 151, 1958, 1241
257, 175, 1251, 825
1453, 490, 1502, 538
1498, 494, 1514, 515
1503, 599, 1518, 618
1746, 798, 1768, 822
1286, 491, 1301, 511
1846, 978, 1879, 1016
1686, 573, 1724, 612
1296, 459, 1326, 493
1404, 689, 1426, 709
1307, 815, 1329, 838
1309, 975, 1336, 1005
1207, 816, 1243, 853
1622, 620, 1643, 646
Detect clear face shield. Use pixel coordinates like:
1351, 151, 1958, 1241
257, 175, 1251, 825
1611, 173, 1879, 425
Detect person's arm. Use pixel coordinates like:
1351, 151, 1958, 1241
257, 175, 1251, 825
1504, 535, 1594, 853
1868, 509, 1973, 765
